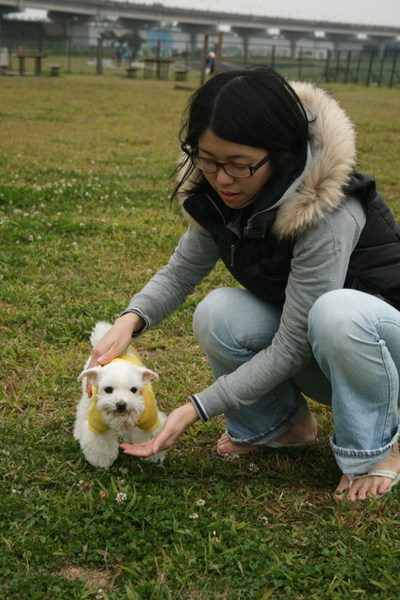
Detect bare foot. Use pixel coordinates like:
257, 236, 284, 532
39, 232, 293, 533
335, 444, 400, 501
217, 433, 259, 455
217, 411, 318, 455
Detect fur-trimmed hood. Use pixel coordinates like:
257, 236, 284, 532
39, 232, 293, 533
179, 81, 357, 239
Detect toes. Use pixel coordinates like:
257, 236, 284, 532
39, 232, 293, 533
216, 434, 232, 454
217, 433, 229, 445
216, 435, 256, 455
216, 433, 229, 450
334, 475, 349, 492
348, 487, 367, 502
375, 478, 392, 497
346, 476, 392, 501
334, 475, 350, 501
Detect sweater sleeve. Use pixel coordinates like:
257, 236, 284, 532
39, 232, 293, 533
123, 225, 219, 329
192, 197, 366, 419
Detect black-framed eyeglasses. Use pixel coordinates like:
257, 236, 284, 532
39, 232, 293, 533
190, 154, 271, 178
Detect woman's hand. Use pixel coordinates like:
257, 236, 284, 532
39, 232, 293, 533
120, 403, 199, 457
86, 312, 145, 395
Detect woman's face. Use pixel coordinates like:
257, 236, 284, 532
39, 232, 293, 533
197, 129, 273, 209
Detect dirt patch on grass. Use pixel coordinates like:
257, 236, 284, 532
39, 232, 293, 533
56, 566, 114, 589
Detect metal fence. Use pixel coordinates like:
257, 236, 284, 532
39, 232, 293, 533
1, 31, 399, 88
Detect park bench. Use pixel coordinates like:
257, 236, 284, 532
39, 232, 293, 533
49, 64, 62, 77
126, 66, 139, 78
174, 68, 188, 82
15, 52, 47, 76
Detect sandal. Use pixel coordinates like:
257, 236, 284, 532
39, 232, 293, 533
265, 438, 318, 449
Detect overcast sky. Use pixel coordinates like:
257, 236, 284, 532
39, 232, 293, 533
123, 0, 400, 28
23, 0, 400, 28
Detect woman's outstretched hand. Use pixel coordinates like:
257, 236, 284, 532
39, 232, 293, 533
120, 403, 199, 457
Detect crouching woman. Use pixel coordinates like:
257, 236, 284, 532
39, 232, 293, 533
90, 67, 400, 501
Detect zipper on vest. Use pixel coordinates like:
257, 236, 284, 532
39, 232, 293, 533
230, 244, 236, 267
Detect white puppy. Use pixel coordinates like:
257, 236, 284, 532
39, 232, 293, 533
74, 321, 167, 469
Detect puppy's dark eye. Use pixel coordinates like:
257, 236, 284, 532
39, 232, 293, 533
130, 387, 138, 394
104, 387, 113, 394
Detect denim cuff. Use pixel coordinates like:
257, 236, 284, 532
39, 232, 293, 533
330, 426, 400, 474
226, 395, 310, 446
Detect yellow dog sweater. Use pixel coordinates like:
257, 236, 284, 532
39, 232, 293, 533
87, 349, 160, 435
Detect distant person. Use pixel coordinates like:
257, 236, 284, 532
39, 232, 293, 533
205, 50, 216, 74
115, 46, 122, 67
88, 67, 400, 502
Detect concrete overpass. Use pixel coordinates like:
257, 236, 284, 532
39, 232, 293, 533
1, 0, 399, 56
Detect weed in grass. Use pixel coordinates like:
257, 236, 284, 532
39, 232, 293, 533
0, 75, 399, 600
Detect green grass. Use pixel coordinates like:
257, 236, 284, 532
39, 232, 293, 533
1, 74, 400, 600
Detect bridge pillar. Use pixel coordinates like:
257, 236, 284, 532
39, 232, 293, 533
368, 34, 397, 56
323, 32, 364, 55
179, 23, 212, 56
231, 26, 267, 64
279, 30, 308, 58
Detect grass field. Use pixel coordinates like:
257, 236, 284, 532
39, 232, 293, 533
1, 74, 400, 600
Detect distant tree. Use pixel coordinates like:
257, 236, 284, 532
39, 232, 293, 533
100, 29, 118, 42
118, 31, 143, 60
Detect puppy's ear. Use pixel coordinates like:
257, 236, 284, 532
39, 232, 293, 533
77, 366, 103, 382
141, 368, 159, 385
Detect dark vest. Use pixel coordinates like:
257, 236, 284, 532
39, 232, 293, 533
344, 173, 400, 309
183, 171, 400, 310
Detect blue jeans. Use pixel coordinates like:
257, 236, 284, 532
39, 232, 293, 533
193, 287, 400, 474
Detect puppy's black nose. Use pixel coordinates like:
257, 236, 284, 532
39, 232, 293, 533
116, 401, 127, 413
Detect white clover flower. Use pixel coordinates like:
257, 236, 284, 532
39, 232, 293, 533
196, 499, 206, 507
116, 492, 128, 504
189, 513, 199, 519
249, 462, 260, 473
210, 530, 220, 543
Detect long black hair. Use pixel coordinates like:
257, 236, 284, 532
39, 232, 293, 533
173, 66, 310, 199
